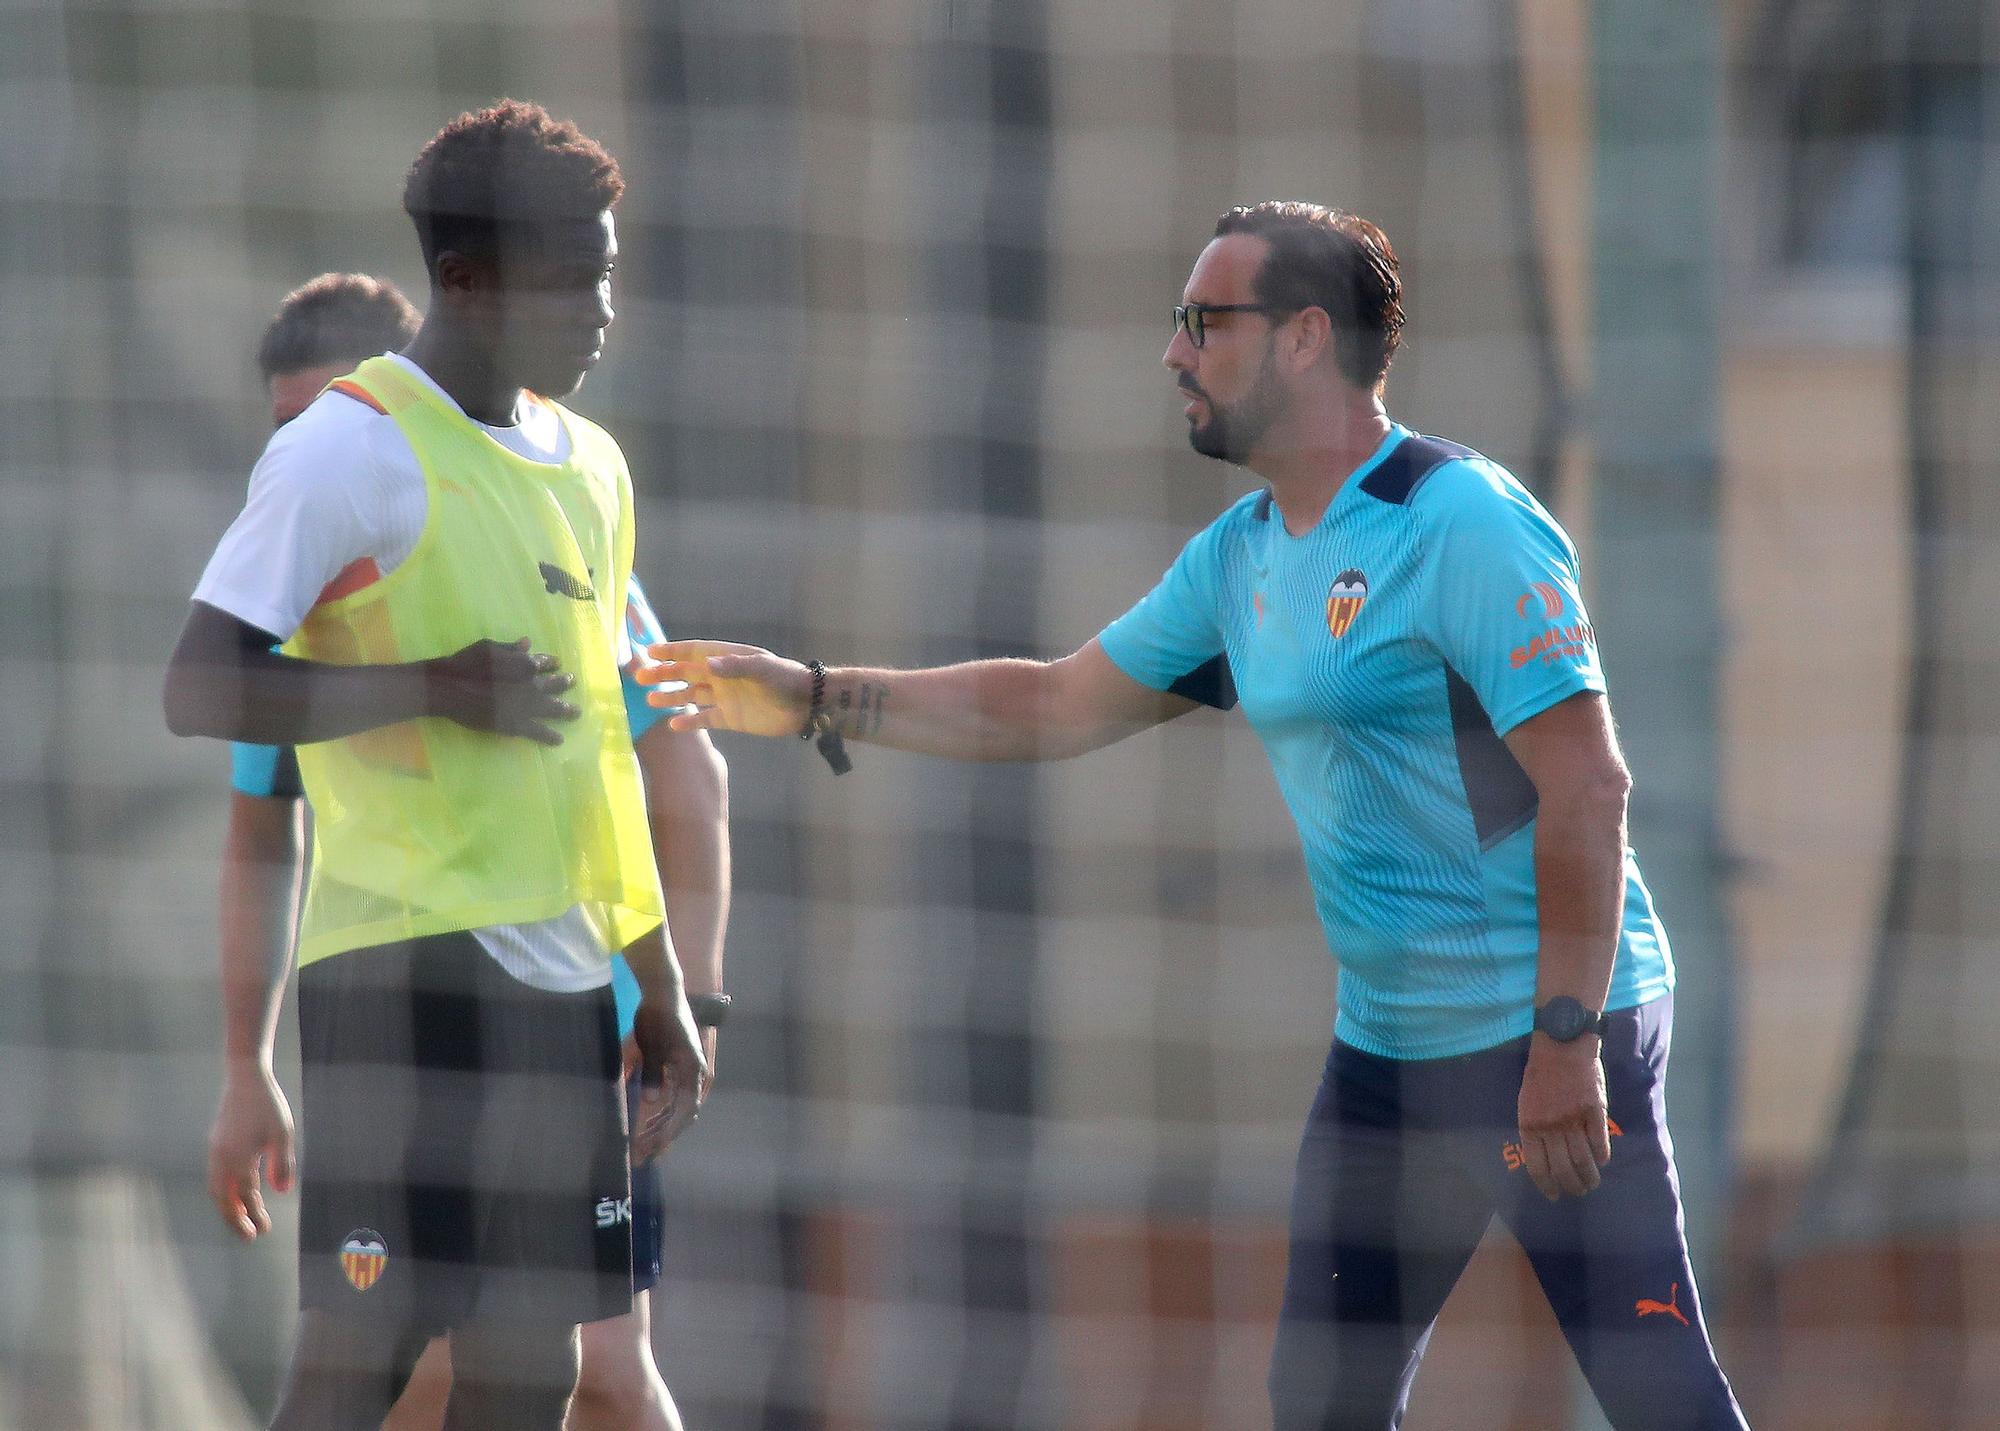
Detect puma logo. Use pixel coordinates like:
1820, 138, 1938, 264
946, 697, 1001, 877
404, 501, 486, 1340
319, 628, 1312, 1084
539, 562, 596, 602
1635, 1282, 1689, 1327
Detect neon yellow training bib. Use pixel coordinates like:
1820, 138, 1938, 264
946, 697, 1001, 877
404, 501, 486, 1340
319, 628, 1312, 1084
281, 356, 663, 967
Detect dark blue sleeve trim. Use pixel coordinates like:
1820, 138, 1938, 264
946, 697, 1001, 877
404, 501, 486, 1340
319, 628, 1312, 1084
1167, 653, 1238, 711
1444, 664, 1538, 849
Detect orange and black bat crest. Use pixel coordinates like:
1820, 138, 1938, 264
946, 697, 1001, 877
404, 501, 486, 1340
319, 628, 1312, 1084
341, 1230, 388, 1292
1326, 569, 1369, 638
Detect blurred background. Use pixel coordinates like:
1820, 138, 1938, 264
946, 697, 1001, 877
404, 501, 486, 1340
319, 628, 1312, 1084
3, 0, 1996, 1426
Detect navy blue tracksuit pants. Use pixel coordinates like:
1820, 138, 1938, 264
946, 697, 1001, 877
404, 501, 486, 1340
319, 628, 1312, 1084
1268, 994, 1748, 1430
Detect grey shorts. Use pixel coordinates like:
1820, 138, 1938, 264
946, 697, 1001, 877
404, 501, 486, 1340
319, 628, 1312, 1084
296, 931, 632, 1334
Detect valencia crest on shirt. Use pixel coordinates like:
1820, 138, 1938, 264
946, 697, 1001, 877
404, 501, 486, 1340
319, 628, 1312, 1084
1326, 569, 1369, 638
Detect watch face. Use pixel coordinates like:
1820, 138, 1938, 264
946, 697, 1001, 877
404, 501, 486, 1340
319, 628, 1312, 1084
1537, 996, 1589, 1041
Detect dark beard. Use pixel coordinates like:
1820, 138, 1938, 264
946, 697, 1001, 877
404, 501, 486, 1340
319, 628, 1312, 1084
1186, 343, 1282, 466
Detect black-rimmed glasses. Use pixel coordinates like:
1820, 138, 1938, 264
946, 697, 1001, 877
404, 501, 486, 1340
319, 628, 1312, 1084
1172, 302, 1288, 348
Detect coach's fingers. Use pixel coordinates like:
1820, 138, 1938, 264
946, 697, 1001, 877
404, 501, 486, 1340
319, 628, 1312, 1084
1587, 1111, 1613, 1168
658, 704, 722, 733
1534, 1128, 1587, 1199
646, 680, 707, 709
1562, 1126, 1602, 1196
1520, 1133, 1562, 1202
645, 639, 764, 666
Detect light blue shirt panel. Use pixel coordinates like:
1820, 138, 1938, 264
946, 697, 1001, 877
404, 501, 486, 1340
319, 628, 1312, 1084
611, 958, 643, 1038
611, 573, 671, 1037
622, 576, 670, 744
230, 742, 287, 798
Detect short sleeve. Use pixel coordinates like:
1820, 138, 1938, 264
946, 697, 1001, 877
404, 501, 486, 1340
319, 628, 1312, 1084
610, 954, 641, 1038
1098, 512, 1234, 703
1418, 462, 1604, 736
621, 575, 670, 740
191, 399, 402, 641
231, 742, 280, 798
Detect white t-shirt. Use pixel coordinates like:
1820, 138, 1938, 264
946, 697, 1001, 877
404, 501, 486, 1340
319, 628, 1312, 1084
193, 354, 626, 992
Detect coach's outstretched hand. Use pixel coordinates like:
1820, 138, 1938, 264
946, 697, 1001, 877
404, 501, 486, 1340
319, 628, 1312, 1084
208, 1064, 296, 1241
637, 640, 811, 738
424, 636, 580, 746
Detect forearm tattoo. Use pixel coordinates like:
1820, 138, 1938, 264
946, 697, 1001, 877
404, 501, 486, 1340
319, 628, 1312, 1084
830, 681, 889, 738
855, 682, 887, 736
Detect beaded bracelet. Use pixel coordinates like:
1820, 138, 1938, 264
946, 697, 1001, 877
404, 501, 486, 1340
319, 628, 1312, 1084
799, 660, 852, 774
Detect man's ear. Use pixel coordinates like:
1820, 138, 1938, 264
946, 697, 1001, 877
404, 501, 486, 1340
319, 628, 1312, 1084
1286, 305, 1334, 375
433, 250, 493, 299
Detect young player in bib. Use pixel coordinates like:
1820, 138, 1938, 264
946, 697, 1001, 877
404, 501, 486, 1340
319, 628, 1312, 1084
169, 104, 715, 1431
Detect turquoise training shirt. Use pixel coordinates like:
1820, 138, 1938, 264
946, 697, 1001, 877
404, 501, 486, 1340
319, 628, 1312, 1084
1098, 423, 1672, 1059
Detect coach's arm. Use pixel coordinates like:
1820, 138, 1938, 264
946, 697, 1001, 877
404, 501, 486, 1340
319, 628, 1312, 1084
1504, 689, 1632, 1203
635, 637, 1197, 763
164, 599, 581, 747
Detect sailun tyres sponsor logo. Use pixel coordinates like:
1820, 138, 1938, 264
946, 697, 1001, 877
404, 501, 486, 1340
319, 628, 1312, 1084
1325, 569, 1369, 638
1510, 583, 1594, 668
1510, 619, 1596, 669
540, 561, 597, 602
340, 1229, 388, 1292
1515, 581, 1567, 620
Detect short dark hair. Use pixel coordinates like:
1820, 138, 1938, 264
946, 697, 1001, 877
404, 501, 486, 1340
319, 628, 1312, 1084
402, 99, 625, 268
1213, 202, 1405, 390
255, 272, 420, 381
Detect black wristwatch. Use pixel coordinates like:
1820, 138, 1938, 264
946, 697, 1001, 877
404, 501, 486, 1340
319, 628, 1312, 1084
1533, 995, 1608, 1043
688, 992, 731, 1029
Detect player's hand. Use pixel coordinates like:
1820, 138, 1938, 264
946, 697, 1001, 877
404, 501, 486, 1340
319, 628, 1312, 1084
208, 1064, 296, 1241
620, 1029, 712, 1100
1516, 1037, 1611, 1201
635, 640, 812, 738
424, 637, 579, 746
629, 989, 707, 1165
698, 1026, 718, 1104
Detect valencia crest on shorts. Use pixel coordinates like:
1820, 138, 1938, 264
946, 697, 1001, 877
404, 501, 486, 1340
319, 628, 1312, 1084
1326, 569, 1369, 638
340, 1229, 388, 1292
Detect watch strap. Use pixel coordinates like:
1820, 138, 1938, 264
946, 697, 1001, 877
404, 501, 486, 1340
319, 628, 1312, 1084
688, 992, 731, 1028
